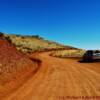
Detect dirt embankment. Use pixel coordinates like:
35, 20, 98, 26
0, 39, 40, 98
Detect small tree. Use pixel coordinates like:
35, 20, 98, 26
0, 32, 4, 37
5, 36, 12, 43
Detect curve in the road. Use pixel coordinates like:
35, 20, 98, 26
3, 52, 100, 100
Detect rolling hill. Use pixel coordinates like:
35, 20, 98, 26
0, 32, 76, 53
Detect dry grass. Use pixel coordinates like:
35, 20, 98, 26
3, 34, 75, 53
50, 49, 86, 58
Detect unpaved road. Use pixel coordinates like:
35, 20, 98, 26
3, 52, 100, 100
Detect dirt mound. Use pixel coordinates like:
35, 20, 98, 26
0, 38, 38, 98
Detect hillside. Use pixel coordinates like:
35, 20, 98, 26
0, 32, 85, 58
1, 32, 76, 53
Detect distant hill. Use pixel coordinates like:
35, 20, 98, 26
0, 32, 77, 53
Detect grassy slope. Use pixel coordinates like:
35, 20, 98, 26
50, 49, 86, 58
3, 33, 76, 53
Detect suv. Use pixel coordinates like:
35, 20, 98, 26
82, 50, 100, 62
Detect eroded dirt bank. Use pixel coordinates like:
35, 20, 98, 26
0, 40, 39, 98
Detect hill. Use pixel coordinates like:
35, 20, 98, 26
0, 32, 77, 53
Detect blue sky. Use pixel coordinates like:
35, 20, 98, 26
0, 0, 100, 49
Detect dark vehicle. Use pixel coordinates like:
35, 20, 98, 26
82, 50, 100, 62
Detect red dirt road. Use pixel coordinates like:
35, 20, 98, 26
3, 52, 100, 100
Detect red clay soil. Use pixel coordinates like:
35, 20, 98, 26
1, 52, 100, 100
0, 39, 38, 98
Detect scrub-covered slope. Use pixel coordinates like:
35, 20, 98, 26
3, 33, 76, 53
